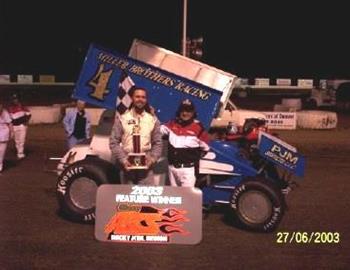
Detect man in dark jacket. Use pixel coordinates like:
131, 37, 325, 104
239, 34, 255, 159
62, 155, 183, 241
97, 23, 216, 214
63, 100, 91, 149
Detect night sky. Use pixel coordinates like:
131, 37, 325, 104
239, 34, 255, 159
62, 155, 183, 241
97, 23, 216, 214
1, 0, 349, 82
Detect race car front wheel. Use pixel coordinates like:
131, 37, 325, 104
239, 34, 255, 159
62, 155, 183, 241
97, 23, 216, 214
56, 157, 120, 223
229, 177, 285, 232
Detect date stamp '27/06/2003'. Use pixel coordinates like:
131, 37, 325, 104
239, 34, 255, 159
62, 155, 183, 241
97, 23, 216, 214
276, 232, 341, 244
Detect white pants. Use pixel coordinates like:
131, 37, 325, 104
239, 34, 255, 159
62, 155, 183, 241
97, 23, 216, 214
0, 142, 8, 171
13, 125, 27, 158
168, 165, 196, 187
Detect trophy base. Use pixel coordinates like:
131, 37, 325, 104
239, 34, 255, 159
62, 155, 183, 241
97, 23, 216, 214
128, 153, 147, 170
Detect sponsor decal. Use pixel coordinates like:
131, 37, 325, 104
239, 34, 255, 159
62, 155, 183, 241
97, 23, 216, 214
265, 144, 299, 170
258, 132, 305, 177
263, 112, 296, 130
73, 44, 222, 129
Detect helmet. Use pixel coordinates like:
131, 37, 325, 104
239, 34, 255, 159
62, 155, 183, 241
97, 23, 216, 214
227, 121, 238, 135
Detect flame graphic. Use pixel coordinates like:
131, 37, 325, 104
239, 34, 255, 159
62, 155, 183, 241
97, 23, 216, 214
104, 204, 189, 238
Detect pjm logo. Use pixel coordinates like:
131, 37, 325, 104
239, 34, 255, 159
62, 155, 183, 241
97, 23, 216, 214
269, 144, 299, 165
259, 132, 305, 177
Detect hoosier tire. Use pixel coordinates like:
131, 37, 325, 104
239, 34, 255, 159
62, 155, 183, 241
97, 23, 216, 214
229, 178, 285, 232
56, 157, 120, 223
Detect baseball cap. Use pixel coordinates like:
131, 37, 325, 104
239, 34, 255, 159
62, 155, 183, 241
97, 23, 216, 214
178, 99, 195, 112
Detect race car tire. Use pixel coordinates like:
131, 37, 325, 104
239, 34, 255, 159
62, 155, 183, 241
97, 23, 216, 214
56, 157, 120, 223
229, 178, 285, 232
296, 110, 337, 129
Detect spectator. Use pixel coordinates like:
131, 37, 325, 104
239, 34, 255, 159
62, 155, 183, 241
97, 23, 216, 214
0, 103, 13, 172
7, 93, 31, 160
63, 100, 91, 149
109, 86, 162, 185
161, 99, 210, 187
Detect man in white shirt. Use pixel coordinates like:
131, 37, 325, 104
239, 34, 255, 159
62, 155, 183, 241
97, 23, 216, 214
109, 87, 162, 185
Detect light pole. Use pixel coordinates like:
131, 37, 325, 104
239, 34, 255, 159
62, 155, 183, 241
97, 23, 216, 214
182, 0, 187, 56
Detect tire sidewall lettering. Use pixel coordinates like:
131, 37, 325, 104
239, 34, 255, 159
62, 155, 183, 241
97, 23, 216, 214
230, 184, 246, 209
263, 206, 281, 231
57, 166, 85, 196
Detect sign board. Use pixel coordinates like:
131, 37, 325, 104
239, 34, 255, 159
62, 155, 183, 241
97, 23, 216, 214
95, 185, 202, 245
236, 78, 249, 86
17, 75, 33, 83
297, 79, 313, 88
72, 44, 223, 129
276, 78, 291, 86
0, 75, 10, 83
255, 78, 270, 86
39, 75, 55, 83
258, 132, 305, 177
263, 112, 297, 130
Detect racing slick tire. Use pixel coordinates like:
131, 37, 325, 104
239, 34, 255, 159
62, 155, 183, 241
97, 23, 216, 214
229, 178, 285, 232
56, 157, 120, 223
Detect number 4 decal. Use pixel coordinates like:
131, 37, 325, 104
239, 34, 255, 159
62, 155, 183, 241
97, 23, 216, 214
88, 64, 113, 100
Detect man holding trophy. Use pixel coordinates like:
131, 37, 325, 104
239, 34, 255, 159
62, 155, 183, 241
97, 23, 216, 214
109, 87, 162, 185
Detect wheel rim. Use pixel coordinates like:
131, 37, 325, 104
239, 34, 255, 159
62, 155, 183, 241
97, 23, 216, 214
69, 177, 98, 210
238, 190, 272, 224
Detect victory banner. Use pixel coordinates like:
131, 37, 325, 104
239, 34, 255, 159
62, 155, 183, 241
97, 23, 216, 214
95, 185, 203, 245
73, 44, 223, 129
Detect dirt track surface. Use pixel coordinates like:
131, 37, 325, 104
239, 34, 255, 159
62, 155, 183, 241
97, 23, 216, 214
1, 121, 350, 269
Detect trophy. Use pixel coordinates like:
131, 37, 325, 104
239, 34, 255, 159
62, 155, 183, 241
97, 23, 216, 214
127, 124, 147, 169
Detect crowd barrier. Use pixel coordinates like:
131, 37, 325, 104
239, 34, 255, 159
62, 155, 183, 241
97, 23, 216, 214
27, 106, 105, 125
26, 105, 337, 130
28, 106, 62, 124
